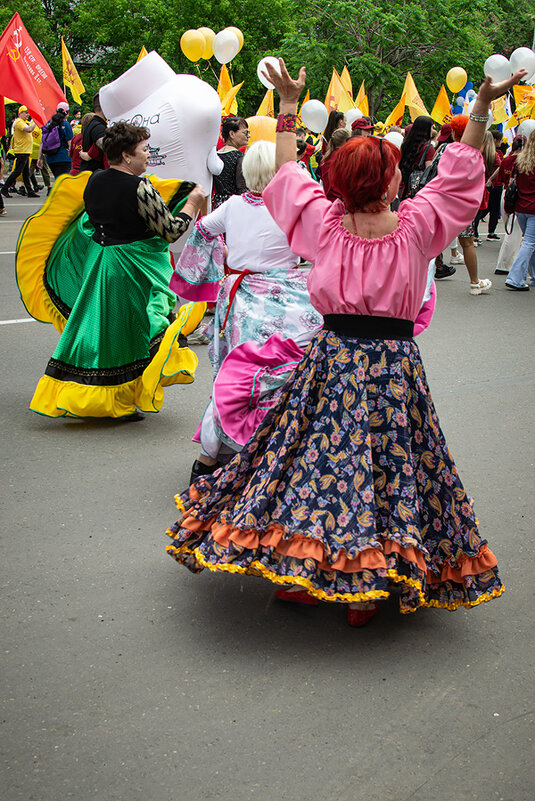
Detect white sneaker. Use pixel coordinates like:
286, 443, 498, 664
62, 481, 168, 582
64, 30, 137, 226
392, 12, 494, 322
450, 254, 465, 264
470, 279, 492, 295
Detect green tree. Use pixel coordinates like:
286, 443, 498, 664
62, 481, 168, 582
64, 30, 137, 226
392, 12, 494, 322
280, 0, 535, 117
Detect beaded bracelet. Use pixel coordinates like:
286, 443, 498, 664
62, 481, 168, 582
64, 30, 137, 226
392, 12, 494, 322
469, 111, 489, 123
276, 113, 298, 133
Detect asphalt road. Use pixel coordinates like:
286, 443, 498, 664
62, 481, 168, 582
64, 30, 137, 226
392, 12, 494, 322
1, 191, 534, 801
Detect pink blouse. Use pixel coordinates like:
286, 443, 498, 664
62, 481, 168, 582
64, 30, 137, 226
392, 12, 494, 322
263, 142, 484, 321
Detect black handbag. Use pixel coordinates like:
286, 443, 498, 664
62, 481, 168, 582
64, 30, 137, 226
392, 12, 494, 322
503, 166, 518, 215
407, 143, 433, 198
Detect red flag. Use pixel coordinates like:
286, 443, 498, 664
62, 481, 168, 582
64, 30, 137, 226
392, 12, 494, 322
0, 13, 66, 126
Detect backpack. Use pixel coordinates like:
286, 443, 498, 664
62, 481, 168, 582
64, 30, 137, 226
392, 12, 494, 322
41, 122, 62, 155
503, 165, 518, 216
406, 142, 433, 198
415, 143, 449, 194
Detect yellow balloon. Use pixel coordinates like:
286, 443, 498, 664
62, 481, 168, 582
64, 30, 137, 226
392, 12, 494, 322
198, 27, 215, 60
446, 67, 467, 94
180, 29, 205, 62
246, 116, 277, 145
225, 27, 244, 53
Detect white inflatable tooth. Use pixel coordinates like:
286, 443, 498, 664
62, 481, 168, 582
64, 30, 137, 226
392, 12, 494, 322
99, 51, 222, 194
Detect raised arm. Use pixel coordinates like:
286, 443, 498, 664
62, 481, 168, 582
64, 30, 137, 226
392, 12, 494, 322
461, 70, 527, 151
262, 59, 306, 171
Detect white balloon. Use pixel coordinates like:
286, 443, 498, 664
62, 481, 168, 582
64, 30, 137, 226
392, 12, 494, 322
465, 89, 477, 103
345, 108, 363, 129
257, 56, 281, 90
212, 30, 239, 64
300, 99, 329, 133
467, 98, 493, 129
483, 54, 511, 83
517, 119, 535, 138
384, 131, 403, 149
525, 71, 535, 85
509, 47, 535, 77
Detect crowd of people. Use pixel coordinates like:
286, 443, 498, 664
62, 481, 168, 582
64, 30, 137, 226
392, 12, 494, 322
4, 60, 533, 628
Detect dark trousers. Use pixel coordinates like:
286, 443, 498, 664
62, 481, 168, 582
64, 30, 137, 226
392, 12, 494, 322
474, 186, 503, 236
488, 186, 502, 234
4, 153, 31, 193
49, 161, 71, 178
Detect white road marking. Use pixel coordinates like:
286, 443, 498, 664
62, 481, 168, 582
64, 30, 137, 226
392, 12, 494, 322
0, 251, 16, 254
0, 318, 36, 325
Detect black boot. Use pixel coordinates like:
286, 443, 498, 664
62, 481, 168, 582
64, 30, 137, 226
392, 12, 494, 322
190, 459, 220, 484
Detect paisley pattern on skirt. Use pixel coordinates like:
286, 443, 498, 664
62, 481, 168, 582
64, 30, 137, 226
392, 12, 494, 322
166, 330, 504, 613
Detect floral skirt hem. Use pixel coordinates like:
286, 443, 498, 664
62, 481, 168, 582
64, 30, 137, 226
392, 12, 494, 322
165, 538, 504, 614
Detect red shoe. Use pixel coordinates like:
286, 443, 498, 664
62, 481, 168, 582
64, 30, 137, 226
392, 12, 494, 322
347, 604, 378, 627
274, 587, 319, 606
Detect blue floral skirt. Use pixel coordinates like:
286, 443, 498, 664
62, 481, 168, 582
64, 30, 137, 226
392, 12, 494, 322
166, 329, 503, 613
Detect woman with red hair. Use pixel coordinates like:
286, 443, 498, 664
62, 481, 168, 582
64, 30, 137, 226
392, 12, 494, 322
166, 60, 525, 627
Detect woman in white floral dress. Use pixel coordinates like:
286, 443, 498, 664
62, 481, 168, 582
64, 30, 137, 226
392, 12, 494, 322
170, 141, 323, 480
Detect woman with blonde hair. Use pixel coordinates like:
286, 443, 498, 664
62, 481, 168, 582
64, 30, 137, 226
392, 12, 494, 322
450, 115, 492, 294
170, 139, 323, 480
505, 129, 535, 290
473, 130, 498, 243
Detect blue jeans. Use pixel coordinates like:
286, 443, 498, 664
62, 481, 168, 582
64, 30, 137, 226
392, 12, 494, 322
506, 212, 535, 287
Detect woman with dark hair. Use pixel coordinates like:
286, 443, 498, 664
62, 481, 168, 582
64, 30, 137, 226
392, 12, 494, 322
165, 60, 523, 626
398, 115, 435, 200
321, 110, 346, 154
17, 122, 207, 420
212, 115, 249, 207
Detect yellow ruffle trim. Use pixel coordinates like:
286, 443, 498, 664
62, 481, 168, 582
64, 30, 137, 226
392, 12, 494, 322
30, 301, 206, 418
166, 541, 505, 612
165, 541, 390, 604
16, 172, 188, 332
16, 172, 91, 331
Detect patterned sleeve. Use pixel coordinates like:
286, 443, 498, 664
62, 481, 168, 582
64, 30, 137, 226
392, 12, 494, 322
137, 178, 192, 243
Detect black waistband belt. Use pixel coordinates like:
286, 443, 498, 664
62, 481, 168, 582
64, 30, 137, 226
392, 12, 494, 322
323, 314, 414, 340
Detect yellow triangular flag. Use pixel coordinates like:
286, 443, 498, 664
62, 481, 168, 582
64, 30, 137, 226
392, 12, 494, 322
221, 82, 244, 116
490, 95, 509, 125
384, 93, 406, 129
514, 85, 535, 122
137, 46, 149, 62
324, 68, 355, 113
257, 89, 274, 117
402, 72, 429, 121
505, 114, 518, 130
61, 36, 85, 105
513, 85, 532, 106
354, 81, 369, 115
218, 65, 233, 103
430, 85, 452, 125
340, 66, 353, 99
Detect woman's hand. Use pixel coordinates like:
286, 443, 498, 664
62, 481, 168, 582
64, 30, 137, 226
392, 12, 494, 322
187, 184, 205, 209
261, 59, 306, 105
182, 184, 206, 219
477, 69, 528, 105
